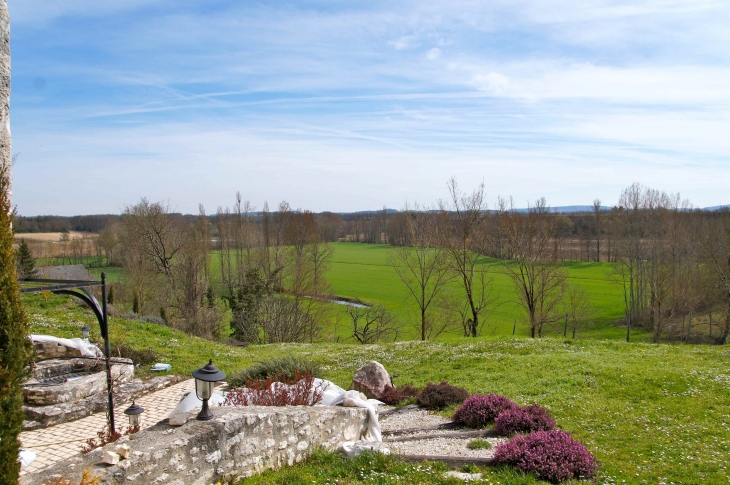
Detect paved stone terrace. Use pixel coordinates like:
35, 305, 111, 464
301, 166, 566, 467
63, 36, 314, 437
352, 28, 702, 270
20, 378, 195, 475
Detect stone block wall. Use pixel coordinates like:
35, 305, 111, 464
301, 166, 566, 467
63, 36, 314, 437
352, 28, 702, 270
33, 339, 85, 359
22, 405, 368, 485
23, 359, 134, 406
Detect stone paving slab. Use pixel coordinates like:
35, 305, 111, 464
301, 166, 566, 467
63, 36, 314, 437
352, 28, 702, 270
20, 378, 195, 476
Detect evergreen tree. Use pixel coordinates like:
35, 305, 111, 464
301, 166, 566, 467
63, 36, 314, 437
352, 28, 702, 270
0, 165, 31, 484
15, 238, 36, 278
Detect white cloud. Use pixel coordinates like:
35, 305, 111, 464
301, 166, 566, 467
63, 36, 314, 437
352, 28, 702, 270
9, 0, 730, 213
390, 35, 419, 50
426, 47, 441, 60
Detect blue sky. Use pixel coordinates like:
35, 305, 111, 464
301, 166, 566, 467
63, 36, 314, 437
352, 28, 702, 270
9, 0, 730, 216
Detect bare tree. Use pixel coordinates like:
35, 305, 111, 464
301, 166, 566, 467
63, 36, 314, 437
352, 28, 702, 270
438, 177, 495, 337
119, 199, 219, 337
697, 211, 730, 344
499, 197, 567, 338
389, 203, 453, 340
562, 284, 596, 339
121, 198, 184, 286
347, 304, 400, 344
307, 238, 334, 297
173, 214, 220, 338
593, 199, 602, 262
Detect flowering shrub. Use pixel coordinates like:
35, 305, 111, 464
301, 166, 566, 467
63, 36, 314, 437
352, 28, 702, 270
378, 384, 420, 405
222, 372, 326, 407
416, 381, 469, 410
493, 429, 597, 483
452, 393, 519, 428
226, 357, 322, 389
494, 404, 556, 436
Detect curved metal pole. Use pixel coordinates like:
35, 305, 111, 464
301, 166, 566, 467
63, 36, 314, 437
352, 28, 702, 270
52, 289, 104, 332
52, 273, 115, 431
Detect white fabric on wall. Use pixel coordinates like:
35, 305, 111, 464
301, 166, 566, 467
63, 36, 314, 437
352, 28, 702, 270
31, 334, 104, 358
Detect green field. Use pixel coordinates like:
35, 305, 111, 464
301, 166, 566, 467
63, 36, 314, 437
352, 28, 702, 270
325, 243, 637, 341
77, 242, 642, 342
23, 293, 730, 484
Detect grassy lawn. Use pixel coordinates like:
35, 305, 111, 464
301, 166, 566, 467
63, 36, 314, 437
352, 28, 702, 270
48, 242, 644, 342
327, 243, 641, 341
24, 292, 730, 484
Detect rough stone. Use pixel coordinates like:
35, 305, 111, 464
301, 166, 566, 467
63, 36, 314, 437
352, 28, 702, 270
23, 358, 134, 406
116, 444, 131, 459
102, 451, 120, 465
350, 361, 391, 399
22, 406, 368, 485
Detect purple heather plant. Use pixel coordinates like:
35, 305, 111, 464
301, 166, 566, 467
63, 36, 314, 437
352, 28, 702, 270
452, 393, 519, 428
416, 381, 469, 410
494, 404, 556, 436
493, 429, 598, 483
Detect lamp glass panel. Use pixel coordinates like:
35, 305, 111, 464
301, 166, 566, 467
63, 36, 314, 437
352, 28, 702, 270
196, 378, 213, 400
129, 414, 140, 428
82, 329, 90, 339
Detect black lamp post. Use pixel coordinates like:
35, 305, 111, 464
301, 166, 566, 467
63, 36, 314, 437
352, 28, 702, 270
80, 325, 91, 340
192, 359, 226, 421
123, 401, 145, 429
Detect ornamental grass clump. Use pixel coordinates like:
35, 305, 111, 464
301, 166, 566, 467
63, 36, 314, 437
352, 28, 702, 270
416, 381, 469, 410
494, 404, 556, 436
453, 393, 519, 428
493, 429, 597, 483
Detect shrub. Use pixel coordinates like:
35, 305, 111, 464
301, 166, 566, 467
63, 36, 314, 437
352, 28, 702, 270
493, 404, 556, 436
416, 381, 469, 410
493, 429, 598, 483
0, 163, 32, 485
226, 356, 322, 389
112, 344, 159, 366
453, 393, 519, 428
119, 312, 165, 326
222, 372, 327, 406
378, 384, 420, 405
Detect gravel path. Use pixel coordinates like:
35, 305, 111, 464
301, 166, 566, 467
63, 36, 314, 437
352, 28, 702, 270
379, 407, 507, 458
387, 437, 504, 458
379, 408, 450, 431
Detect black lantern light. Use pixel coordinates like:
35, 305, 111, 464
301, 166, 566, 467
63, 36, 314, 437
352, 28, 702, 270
80, 325, 91, 340
123, 401, 145, 429
192, 359, 226, 421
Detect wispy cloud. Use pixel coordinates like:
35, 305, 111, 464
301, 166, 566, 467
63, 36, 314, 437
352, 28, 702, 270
8, 0, 730, 215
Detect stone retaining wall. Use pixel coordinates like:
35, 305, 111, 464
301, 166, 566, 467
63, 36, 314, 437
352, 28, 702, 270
22, 405, 368, 485
24, 359, 134, 406
23, 375, 186, 430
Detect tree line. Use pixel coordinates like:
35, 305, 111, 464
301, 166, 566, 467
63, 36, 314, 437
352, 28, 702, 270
16, 180, 730, 346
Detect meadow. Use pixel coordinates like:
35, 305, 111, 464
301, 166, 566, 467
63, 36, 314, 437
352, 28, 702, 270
87, 242, 640, 342
23, 292, 730, 484
325, 243, 635, 341
197, 243, 639, 342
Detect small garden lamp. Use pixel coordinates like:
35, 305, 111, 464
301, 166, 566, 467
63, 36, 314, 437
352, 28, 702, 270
80, 325, 90, 340
192, 359, 226, 421
123, 401, 144, 429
